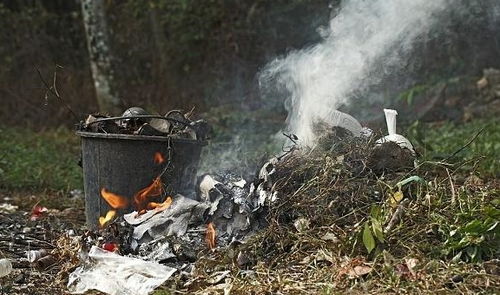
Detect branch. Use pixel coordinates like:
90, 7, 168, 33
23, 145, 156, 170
443, 126, 487, 162
36, 65, 79, 120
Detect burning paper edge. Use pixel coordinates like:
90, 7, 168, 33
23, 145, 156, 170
67, 246, 176, 295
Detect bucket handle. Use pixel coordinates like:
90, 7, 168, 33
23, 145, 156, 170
86, 115, 193, 129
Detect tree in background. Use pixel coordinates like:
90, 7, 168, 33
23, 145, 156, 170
0, 0, 498, 127
81, 0, 122, 114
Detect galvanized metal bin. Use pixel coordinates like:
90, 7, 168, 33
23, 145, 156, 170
77, 131, 206, 227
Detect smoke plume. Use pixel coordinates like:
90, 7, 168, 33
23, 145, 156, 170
259, 0, 452, 145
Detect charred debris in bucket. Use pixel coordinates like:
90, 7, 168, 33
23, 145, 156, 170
78, 107, 211, 141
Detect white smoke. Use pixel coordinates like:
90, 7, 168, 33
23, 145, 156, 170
259, 0, 452, 145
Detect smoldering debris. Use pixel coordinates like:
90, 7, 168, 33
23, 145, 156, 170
0, 105, 426, 295
183, 120, 430, 293
67, 155, 283, 294
78, 107, 211, 141
68, 107, 421, 294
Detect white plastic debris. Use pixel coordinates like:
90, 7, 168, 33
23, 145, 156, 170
329, 110, 363, 137
138, 238, 176, 262
258, 158, 278, 182
232, 179, 246, 188
0, 203, 18, 213
67, 246, 176, 295
0, 259, 12, 277
26, 249, 49, 263
199, 174, 221, 201
361, 126, 373, 137
375, 109, 415, 155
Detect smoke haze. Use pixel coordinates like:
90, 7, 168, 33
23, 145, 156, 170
259, 0, 453, 145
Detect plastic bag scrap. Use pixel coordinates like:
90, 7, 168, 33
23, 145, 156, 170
329, 110, 363, 137
67, 246, 176, 295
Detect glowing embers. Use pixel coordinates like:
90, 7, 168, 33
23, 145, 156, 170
205, 222, 216, 250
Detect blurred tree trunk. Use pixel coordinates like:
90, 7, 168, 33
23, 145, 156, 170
149, 3, 173, 109
149, 4, 168, 76
80, 0, 121, 114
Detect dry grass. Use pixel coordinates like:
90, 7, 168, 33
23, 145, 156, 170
178, 133, 500, 294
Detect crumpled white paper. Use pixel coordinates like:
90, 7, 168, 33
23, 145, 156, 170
67, 246, 176, 295
124, 194, 209, 241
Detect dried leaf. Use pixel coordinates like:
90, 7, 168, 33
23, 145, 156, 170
294, 217, 310, 232
321, 232, 339, 243
405, 258, 418, 276
395, 263, 410, 277
207, 270, 230, 284
347, 265, 372, 278
396, 258, 419, 280
389, 191, 404, 208
315, 249, 335, 264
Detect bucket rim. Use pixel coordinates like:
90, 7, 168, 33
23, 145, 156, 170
76, 131, 207, 145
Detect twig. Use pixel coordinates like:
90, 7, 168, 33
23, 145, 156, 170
399, 125, 487, 180
35, 65, 79, 120
445, 168, 456, 205
443, 126, 487, 162
283, 132, 298, 145
385, 199, 410, 233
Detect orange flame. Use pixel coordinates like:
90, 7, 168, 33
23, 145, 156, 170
205, 222, 216, 250
100, 188, 129, 209
97, 153, 168, 226
154, 152, 165, 164
99, 210, 116, 227
133, 177, 164, 212
147, 196, 173, 212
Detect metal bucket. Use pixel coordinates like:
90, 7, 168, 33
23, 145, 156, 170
77, 131, 206, 227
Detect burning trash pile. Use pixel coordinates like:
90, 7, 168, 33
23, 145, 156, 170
69, 106, 282, 294
2, 107, 496, 294
63, 108, 430, 294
